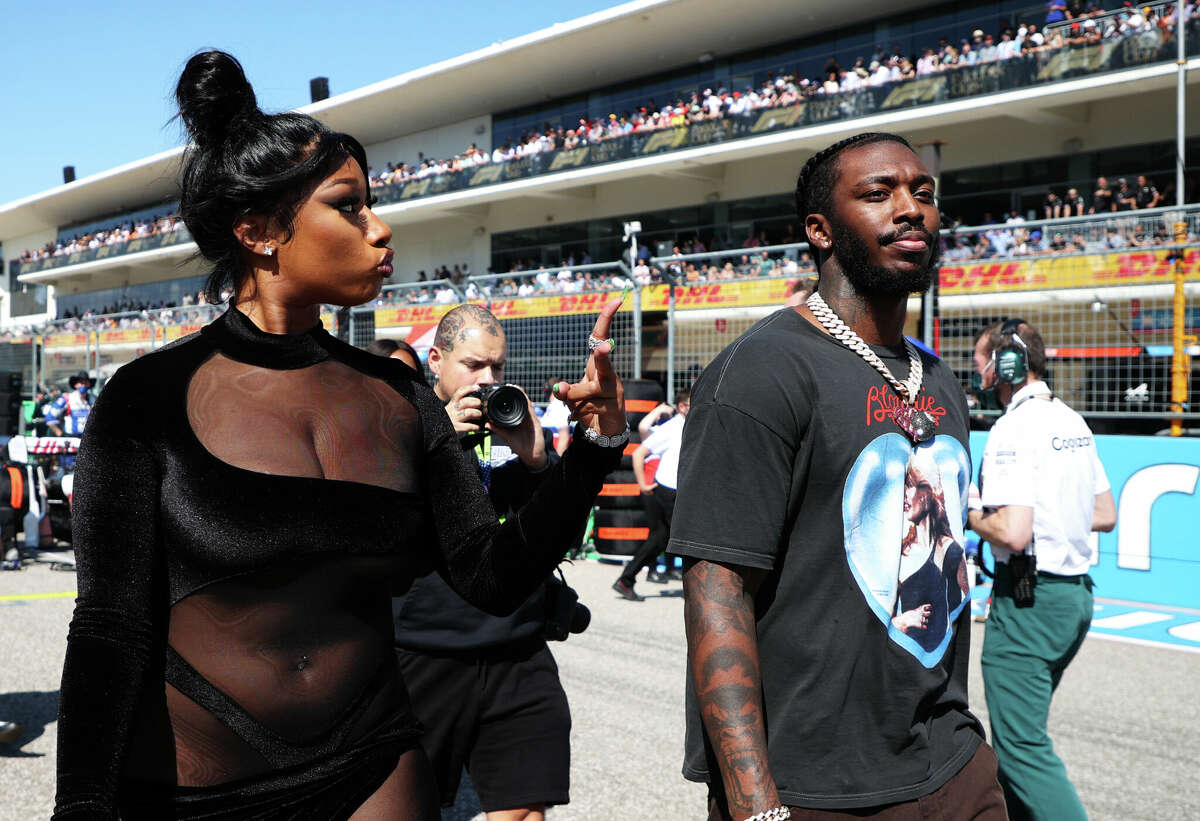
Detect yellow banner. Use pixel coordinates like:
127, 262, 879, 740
162, 324, 208, 341
97, 327, 153, 345
45, 333, 90, 349
641, 280, 793, 310
373, 281, 798, 326
939, 248, 1200, 295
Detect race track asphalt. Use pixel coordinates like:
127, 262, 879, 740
3, 557, 1196, 821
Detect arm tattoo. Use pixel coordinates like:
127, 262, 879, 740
684, 561, 781, 819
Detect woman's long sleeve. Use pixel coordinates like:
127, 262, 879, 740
54, 370, 164, 820
416, 383, 620, 615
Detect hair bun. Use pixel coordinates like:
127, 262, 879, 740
175, 50, 259, 148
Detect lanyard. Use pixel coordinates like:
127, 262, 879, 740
473, 435, 493, 493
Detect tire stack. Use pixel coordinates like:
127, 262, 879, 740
0, 464, 29, 556
593, 379, 663, 556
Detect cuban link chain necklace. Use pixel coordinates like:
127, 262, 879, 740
806, 291, 936, 443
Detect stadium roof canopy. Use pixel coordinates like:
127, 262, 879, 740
0, 0, 933, 238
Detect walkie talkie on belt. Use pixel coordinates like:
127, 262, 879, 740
1009, 539, 1037, 608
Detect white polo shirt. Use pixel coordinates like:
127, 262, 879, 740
642, 413, 685, 490
979, 381, 1110, 576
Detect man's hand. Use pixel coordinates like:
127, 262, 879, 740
488, 390, 548, 470
444, 384, 483, 436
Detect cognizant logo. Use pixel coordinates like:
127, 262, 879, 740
1051, 435, 1093, 451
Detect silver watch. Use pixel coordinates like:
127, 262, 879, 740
580, 423, 630, 448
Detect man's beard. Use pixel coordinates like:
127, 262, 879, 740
831, 218, 941, 300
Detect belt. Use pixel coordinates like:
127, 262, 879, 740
1036, 571, 1088, 584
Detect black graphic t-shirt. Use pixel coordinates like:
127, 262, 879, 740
670, 307, 983, 809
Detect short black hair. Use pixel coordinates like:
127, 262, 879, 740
365, 338, 399, 357
794, 132, 914, 222
174, 50, 370, 304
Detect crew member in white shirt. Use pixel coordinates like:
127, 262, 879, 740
968, 318, 1115, 821
612, 388, 690, 601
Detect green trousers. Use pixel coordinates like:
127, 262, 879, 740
981, 564, 1093, 821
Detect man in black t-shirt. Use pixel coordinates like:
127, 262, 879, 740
1064, 187, 1086, 217
1090, 176, 1114, 214
1135, 175, 1161, 210
674, 133, 1003, 820
1115, 178, 1137, 211
1042, 189, 1062, 220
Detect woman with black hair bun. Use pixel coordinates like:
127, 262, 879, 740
53, 50, 627, 820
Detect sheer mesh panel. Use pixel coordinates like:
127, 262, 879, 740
150, 354, 423, 786
186, 354, 423, 494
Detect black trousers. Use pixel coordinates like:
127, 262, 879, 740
618, 485, 676, 586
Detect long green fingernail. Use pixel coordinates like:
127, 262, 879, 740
555, 382, 565, 395
621, 285, 630, 301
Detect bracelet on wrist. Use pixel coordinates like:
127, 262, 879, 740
745, 808, 790, 821
579, 423, 630, 448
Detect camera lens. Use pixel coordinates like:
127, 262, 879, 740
483, 384, 527, 429
570, 602, 591, 635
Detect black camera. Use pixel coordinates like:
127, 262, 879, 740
544, 578, 591, 641
470, 383, 528, 429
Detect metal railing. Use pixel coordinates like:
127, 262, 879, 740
367, 24, 1195, 207
12, 227, 193, 277
11, 22, 1197, 281
21, 210, 1200, 428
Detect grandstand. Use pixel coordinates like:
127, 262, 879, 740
0, 0, 1197, 433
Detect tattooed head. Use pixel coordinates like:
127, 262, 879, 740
428, 303, 507, 402
433, 303, 503, 353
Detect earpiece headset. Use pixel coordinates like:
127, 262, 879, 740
992, 318, 1029, 385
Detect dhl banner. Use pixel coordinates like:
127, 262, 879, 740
97, 328, 153, 345
939, 248, 1200, 295
162, 324, 208, 341
374, 281, 796, 327
45, 333, 90, 349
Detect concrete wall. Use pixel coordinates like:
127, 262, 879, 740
365, 115, 492, 174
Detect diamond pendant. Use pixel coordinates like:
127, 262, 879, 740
893, 404, 936, 443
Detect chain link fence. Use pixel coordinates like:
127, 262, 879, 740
350, 265, 639, 402
24, 208, 1200, 429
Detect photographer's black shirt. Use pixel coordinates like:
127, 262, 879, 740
670, 308, 984, 809
393, 439, 554, 651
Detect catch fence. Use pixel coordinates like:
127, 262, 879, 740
22, 208, 1200, 431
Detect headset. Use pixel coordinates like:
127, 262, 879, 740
992, 318, 1030, 385
969, 317, 1029, 393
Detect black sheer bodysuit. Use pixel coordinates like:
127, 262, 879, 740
53, 308, 618, 820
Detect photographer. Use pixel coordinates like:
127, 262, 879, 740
392, 304, 584, 821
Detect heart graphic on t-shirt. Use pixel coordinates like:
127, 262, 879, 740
841, 433, 972, 667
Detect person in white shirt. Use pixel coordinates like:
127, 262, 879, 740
968, 318, 1115, 821
612, 388, 690, 600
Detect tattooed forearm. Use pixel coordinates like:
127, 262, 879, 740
684, 560, 780, 820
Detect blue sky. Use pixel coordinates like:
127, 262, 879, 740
0, 0, 621, 206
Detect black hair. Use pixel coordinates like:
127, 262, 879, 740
365, 338, 399, 357
794, 132, 914, 224
174, 50, 370, 303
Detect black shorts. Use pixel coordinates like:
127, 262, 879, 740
396, 639, 570, 811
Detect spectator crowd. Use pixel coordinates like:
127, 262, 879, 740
17, 214, 186, 266
368, 2, 1194, 191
